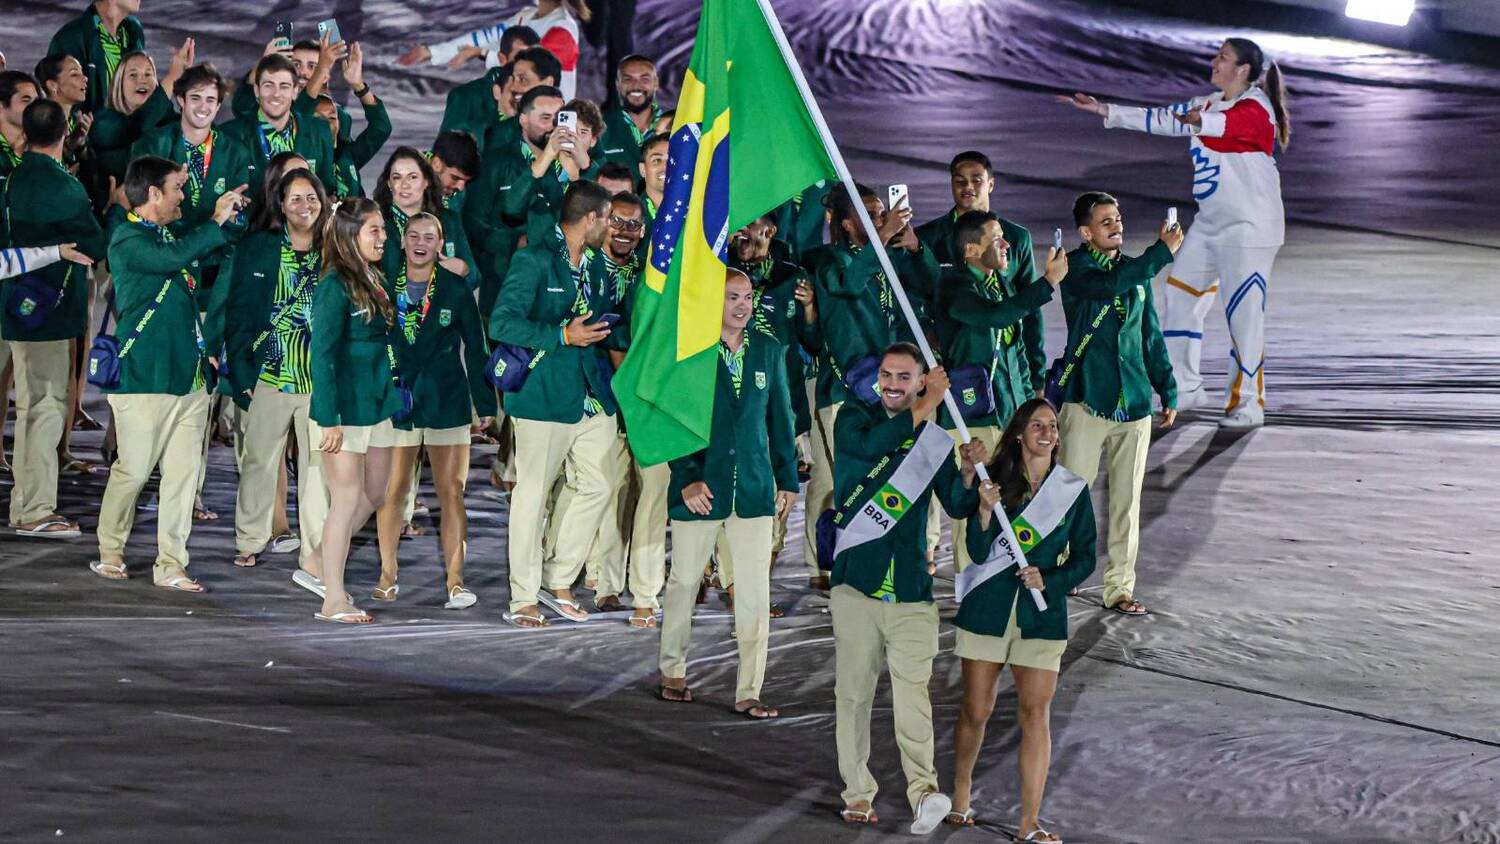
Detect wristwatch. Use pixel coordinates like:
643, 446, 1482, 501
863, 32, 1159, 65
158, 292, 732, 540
352, 84, 372, 99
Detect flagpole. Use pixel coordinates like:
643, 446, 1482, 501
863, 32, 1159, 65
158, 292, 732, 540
751, 0, 1046, 611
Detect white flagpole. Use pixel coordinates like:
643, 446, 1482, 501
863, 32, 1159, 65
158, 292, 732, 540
752, 0, 1046, 611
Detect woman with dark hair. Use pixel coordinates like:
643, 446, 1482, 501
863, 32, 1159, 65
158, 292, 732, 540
1059, 37, 1288, 430
373, 146, 477, 288
946, 398, 1096, 842
302, 198, 402, 623
371, 212, 495, 609
248, 150, 311, 227
218, 168, 331, 574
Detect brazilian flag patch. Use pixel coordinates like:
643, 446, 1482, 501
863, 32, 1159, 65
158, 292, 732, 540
874, 485, 910, 519
1013, 516, 1039, 552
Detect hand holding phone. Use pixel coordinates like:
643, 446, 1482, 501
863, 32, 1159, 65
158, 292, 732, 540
1167, 206, 1179, 230
556, 110, 578, 150
317, 18, 343, 45
887, 183, 909, 214
1053, 227, 1063, 252
273, 21, 294, 48
593, 312, 621, 330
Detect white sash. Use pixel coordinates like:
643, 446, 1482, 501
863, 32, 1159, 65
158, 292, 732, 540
833, 421, 953, 557
955, 466, 1086, 602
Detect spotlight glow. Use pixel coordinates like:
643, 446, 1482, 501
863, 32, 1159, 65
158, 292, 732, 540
1345, 0, 1415, 26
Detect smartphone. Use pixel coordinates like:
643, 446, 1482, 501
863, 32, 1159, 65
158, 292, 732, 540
316, 18, 342, 44
1167, 206, 1179, 229
273, 20, 294, 47
594, 312, 621, 329
1053, 228, 1063, 251
556, 110, 578, 149
887, 183, 909, 213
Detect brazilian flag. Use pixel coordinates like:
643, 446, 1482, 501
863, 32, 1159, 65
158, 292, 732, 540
613, 0, 838, 466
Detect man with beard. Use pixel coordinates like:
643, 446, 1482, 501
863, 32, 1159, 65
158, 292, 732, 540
489, 181, 620, 628
46, 0, 145, 114
0, 71, 40, 192
917, 151, 1047, 396
656, 268, 798, 718
220, 54, 334, 205
439, 45, 559, 157
729, 214, 818, 575
596, 55, 663, 172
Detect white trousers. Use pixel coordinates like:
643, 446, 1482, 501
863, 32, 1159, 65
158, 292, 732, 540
1162, 229, 1279, 416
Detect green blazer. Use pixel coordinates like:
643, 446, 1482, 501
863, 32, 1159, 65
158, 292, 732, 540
735, 254, 820, 436
438, 69, 509, 150
105, 218, 225, 394
960, 479, 1096, 640
461, 146, 529, 318
770, 181, 832, 263
212, 229, 319, 406
1058, 243, 1177, 420
488, 235, 617, 424
46, 6, 147, 114
329, 99, 391, 199
596, 104, 661, 172
934, 262, 1053, 429
809, 242, 930, 408
308, 270, 402, 427
917, 210, 1047, 390
387, 263, 496, 429
500, 143, 602, 249
379, 205, 479, 291
830, 401, 978, 603
131, 123, 253, 271
88, 88, 176, 183
220, 111, 337, 209
0, 153, 106, 342
668, 328, 800, 521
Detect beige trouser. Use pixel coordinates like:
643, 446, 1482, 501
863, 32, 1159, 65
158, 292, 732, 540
626, 459, 670, 610
97, 392, 211, 580
802, 397, 840, 577
509, 413, 621, 613
661, 515, 773, 701
234, 385, 327, 563
947, 425, 1003, 572
9, 340, 71, 525
831, 584, 940, 812
1056, 403, 1151, 608
552, 432, 631, 596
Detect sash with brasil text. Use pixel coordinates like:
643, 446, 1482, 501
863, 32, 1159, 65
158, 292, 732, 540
832, 421, 954, 557
955, 465, 1087, 602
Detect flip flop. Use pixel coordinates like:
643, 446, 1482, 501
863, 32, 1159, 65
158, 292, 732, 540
444, 585, 477, 610
59, 459, 101, 476
89, 560, 128, 580
502, 611, 548, 628
292, 569, 326, 599
734, 701, 780, 720
1015, 828, 1062, 843
1110, 598, 1148, 616
233, 553, 258, 568
536, 592, 588, 622
193, 507, 219, 521
268, 533, 301, 554
156, 575, 206, 593
628, 612, 658, 629
16, 517, 80, 539
945, 809, 976, 826
372, 583, 399, 602
840, 808, 878, 825
654, 684, 693, 703
911, 792, 953, 836
593, 595, 628, 613
314, 608, 372, 624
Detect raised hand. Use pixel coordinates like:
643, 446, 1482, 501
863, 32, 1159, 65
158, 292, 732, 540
1056, 92, 1107, 117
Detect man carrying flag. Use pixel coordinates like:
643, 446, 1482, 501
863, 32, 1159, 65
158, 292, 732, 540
828, 342, 986, 832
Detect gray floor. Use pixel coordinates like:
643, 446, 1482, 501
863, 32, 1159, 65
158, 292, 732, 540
2, 0, 1499, 841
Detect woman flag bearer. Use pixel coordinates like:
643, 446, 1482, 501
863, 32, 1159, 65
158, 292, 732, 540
1060, 37, 1289, 429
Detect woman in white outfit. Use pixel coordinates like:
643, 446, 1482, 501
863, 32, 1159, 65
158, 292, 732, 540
1061, 37, 1290, 429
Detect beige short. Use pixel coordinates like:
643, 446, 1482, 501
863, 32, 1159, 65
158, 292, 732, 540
308, 418, 395, 455
373, 424, 470, 448
953, 601, 1066, 672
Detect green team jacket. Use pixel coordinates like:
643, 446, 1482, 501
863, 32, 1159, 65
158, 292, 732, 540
734, 254, 820, 436
1058, 242, 1177, 420
830, 401, 978, 603
771, 181, 832, 263
0, 153, 107, 342
438, 69, 509, 150
379, 204, 479, 290
308, 270, 402, 427
667, 328, 800, 522
386, 262, 496, 430
917, 210, 1047, 391
809, 241, 934, 409
460, 142, 531, 320
595, 104, 661, 172
211, 229, 315, 406
88, 87, 176, 184
959, 477, 1096, 640
329, 99, 392, 199
104, 217, 225, 394
219, 111, 336, 209
47, 6, 147, 114
489, 234, 617, 424
131, 123, 254, 274
934, 262, 1053, 429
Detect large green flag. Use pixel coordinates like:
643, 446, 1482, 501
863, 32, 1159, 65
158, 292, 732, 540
612, 0, 837, 466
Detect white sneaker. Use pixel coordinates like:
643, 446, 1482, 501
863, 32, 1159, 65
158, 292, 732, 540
1219, 407, 1265, 430
1176, 388, 1210, 412
910, 791, 952, 835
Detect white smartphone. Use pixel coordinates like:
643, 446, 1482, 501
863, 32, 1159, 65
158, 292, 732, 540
1167, 206, 1179, 229
556, 110, 578, 150
316, 18, 342, 44
1053, 228, 1063, 251
887, 183, 909, 213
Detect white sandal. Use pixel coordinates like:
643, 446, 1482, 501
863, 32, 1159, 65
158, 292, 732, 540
89, 560, 128, 580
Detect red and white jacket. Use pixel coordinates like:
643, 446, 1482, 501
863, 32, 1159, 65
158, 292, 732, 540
1105, 87, 1285, 248
427, 6, 581, 99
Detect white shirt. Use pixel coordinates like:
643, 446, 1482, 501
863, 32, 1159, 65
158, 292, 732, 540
427, 5, 581, 100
